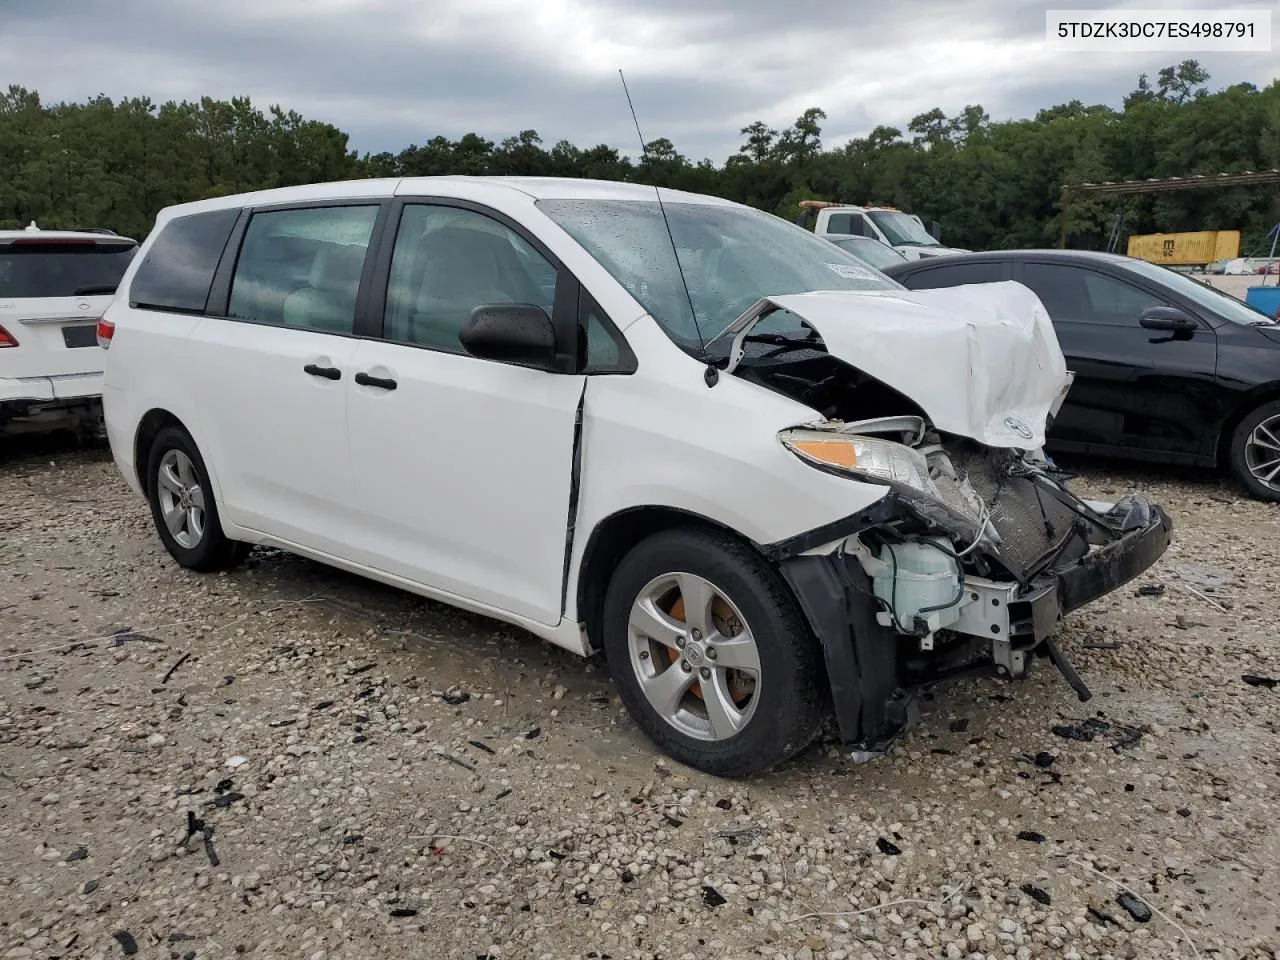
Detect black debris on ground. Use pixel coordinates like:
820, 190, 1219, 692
468, 739, 496, 755
1052, 724, 1094, 742
210, 791, 245, 808
715, 798, 732, 810
441, 692, 470, 706
82, 879, 99, 894
876, 838, 902, 855
1034, 752, 1055, 768
1020, 884, 1051, 906
1017, 830, 1047, 844
1087, 906, 1118, 926
948, 718, 969, 733
389, 908, 419, 918
65, 846, 88, 862
1242, 674, 1278, 689
1117, 891, 1153, 922
1135, 584, 1165, 597
112, 931, 138, 956
702, 885, 727, 907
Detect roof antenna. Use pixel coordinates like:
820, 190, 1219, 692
618, 69, 715, 382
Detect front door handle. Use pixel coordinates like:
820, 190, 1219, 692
355, 372, 397, 391
304, 363, 341, 381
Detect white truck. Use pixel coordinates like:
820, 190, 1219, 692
796, 200, 970, 261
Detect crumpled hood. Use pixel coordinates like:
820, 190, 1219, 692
761, 282, 1070, 449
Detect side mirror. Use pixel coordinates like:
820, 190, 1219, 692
459, 303, 558, 369
1139, 306, 1197, 332
929, 220, 942, 242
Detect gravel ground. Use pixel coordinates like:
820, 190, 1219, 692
1, 434, 1278, 960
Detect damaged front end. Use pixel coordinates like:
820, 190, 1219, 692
766, 420, 1173, 760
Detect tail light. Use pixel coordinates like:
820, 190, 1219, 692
96, 318, 115, 350
0, 324, 17, 348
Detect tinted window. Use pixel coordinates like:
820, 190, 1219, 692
0, 241, 136, 298
131, 209, 239, 312
827, 213, 853, 234
1022, 263, 1166, 325
227, 205, 379, 333
384, 205, 557, 353
900, 261, 1003, 290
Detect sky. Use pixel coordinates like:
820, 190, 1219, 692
2, 0, 1276, 164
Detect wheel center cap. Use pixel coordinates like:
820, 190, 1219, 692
683, 642, 706, 668
178, 489, 191, 509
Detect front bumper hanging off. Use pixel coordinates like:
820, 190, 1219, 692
777, 499, 1174, 753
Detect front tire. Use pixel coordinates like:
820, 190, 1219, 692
145, 426, 250, 572
1229, 400, 1280, 502
601, 528, 829, 777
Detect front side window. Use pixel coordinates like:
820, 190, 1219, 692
130, 209, 240, 312
383, 205, 557, 353
537, 198, 900, 355
1022, 263, 1165, 325
227, 205, 379, 333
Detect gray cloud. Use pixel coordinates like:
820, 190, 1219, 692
2, 0, 1275, 164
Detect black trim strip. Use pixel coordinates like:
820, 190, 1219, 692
559, 380, 588, 619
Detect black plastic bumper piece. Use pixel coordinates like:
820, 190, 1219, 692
780, 555, 911, 749
1051, 504, 1173, 617
778, 502, 1173, 750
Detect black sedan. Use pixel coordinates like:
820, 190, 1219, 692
882, 250, 1280, 500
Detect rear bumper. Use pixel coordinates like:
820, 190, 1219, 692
0, 373, 101, 404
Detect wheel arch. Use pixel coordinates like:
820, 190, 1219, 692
575, 506, 768, 652
133, 408, 195, 498
1214, 383, 1280, 469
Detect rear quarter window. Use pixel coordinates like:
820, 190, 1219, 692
129, 209, 241, 313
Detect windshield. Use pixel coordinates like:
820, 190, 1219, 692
867, 210, 939, 247
1124, 258, 1277, 325
537, 198, 900, 351
829, 237, 906, 271
0, 241, 137, 298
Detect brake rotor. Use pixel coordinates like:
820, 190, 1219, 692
664, 593, 753, 705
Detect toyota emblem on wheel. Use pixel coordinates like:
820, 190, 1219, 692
1004, 416, 1034, 440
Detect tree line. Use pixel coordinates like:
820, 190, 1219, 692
2, 60, 1278, 253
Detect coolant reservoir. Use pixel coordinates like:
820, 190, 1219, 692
867, 538, 962, 633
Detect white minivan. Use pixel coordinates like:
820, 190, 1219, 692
100, 177, 1172, 777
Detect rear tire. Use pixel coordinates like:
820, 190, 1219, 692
1228, 400, 1280, 502
145, 426, 250, 572
601, 527, 828, 777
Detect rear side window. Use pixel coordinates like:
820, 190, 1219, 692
227, 205, 380, 333
130, 209, 240, 313
899, 261, 1004, 289
0, 241, 137, 298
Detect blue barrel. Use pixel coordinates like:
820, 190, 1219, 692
1245, 285, 1280, 317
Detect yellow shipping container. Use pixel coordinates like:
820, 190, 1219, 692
1126, 230, 1241, 265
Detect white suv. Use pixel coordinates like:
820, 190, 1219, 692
101, 177, 1172, 777
0, 225, 138, 436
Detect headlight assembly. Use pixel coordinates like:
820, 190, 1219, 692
778, 428, 940, 499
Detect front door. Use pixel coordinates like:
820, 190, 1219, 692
1016, 260, 1219, 460
345, 201, 585, 626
